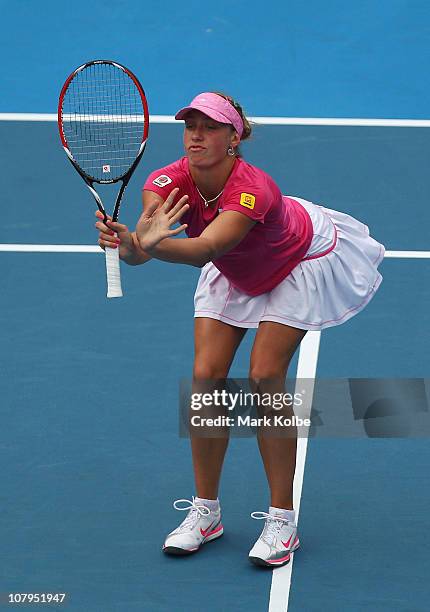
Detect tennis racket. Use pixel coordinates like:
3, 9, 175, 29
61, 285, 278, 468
58, 59, 149, 298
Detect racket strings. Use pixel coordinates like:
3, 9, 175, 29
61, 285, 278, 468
61, 62, 145, 181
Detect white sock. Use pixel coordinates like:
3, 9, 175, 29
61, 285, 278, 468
269, 506, 295, 522
194, 496, 220, 512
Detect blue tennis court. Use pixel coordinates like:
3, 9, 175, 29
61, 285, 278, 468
1, 1, 429, 610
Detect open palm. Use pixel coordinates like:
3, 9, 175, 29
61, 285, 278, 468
136, 188, 189, 251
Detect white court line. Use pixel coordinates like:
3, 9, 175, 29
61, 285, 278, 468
0, 244, 102, 253
383, 251, 430, 259
0, 113, 429, 128
268, 331, 322, 612
1, 245, 429, 258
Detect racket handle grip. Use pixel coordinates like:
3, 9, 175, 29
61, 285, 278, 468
105, 235, 123, 298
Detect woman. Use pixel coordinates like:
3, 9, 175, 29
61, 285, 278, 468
95, 92, 385, 567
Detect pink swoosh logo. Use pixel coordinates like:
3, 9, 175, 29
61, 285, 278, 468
200, 522, 214, 537
282, 534, 293, 549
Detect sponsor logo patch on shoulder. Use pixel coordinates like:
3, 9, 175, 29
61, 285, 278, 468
240, 193, 256, 209
153, 174, 173, 187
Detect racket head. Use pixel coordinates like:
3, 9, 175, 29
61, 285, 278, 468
58, 60, 149, 184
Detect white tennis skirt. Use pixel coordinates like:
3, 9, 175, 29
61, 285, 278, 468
194, 197, 385, 331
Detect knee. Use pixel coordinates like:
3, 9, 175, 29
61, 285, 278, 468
248, 362, 289, 383
193, 362, 229, 380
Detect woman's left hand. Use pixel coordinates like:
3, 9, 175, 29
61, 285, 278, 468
136, 188, 189, 251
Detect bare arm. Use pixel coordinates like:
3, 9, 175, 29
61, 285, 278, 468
144, 209, 256, 267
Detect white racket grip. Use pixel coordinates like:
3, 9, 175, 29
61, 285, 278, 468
105, 235, 123, 298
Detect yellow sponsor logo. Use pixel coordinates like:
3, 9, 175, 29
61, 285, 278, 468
240, 193, 256, 209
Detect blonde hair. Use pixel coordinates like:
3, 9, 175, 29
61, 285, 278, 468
211, 92, 252, 156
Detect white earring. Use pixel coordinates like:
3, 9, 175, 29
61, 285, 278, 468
227, 145, 235, 156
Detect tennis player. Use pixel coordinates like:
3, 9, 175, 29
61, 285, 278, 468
95, 92, 385, 567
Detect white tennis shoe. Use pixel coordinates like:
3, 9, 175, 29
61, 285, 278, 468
163, 497, 224, 555
249, 511, 300, 567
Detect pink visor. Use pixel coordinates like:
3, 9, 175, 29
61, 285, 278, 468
175, 92, 244, 138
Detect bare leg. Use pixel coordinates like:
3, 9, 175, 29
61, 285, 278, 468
191, 318, 247, 499
249, 322, 306, 509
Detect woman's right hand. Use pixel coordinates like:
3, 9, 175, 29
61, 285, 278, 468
95, 210, 134, 257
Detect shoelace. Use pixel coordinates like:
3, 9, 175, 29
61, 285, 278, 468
251, 511, 291, 543
173, 497, 211, 532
